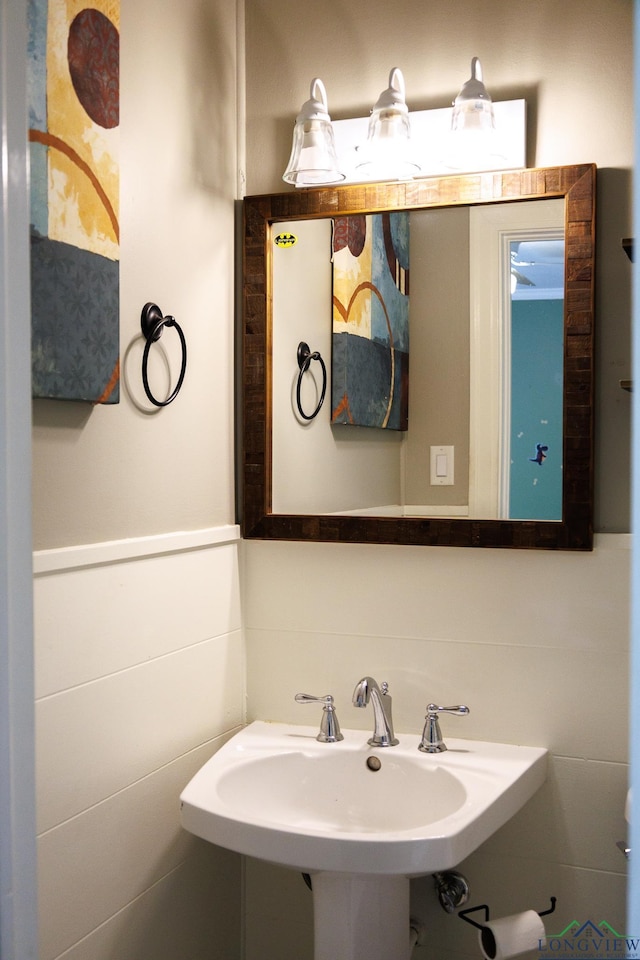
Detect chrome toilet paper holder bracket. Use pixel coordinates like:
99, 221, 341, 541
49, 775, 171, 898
459, 897, 557, 931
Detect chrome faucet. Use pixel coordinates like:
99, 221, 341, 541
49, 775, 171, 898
352, 677, 399, 746
418, 703, 470, 753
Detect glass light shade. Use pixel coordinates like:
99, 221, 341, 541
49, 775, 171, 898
446, 57, 504, 171
283, 78, 345, 186
355, 68, 421, 180
451, 56, 495, 133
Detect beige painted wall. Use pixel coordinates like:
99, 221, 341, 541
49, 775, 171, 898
271, 211, 471, 516
404, 207, 470, 508
33, 1, 244, 958
32, 0, 239, 551
243, 1, 633, 958
245, 0, 632, 533
272, 218, 403, 515
246, 0, 632, 189
30, 1, 634, 958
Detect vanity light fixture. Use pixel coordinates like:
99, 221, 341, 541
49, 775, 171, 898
282, 78, 345, 186
283, 59, 522, 187
354, 67, 421, 180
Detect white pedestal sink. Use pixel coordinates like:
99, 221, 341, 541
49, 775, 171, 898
311, 873, 410, 960
180, 722, 547, 960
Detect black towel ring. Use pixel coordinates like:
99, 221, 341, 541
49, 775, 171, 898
296, 341, 326, 421
140, 302, 187, 407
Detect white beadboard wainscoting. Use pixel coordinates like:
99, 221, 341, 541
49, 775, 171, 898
34, 526, 244, 960
242, 534, 630, 960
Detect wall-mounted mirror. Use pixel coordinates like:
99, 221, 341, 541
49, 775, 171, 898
242, 164, 595, 549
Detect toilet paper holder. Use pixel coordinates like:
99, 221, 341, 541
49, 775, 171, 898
459, 897, 557, 931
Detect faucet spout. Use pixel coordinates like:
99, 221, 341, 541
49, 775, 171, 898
352, 677, 399, 747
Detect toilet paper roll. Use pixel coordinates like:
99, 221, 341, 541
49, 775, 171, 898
479, 911, 546, 960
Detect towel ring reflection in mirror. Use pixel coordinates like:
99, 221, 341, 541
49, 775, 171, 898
295, 341, 327, 421
140, 302, 187, 407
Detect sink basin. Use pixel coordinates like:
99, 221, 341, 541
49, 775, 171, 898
180, 720, 547, 876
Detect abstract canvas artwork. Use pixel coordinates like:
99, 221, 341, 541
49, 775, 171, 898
331, 212, 409, 430
28, 0, 120, 403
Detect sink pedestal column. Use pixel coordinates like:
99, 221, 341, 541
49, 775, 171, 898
311, 872, 411, 960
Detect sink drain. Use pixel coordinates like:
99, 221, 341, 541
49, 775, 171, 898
366, 756, 382, 772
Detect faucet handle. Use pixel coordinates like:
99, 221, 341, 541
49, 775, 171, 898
419, 703, 470, 753
295, 693, 333, 705
427, 704, 470, 717
295, 693, 344, 742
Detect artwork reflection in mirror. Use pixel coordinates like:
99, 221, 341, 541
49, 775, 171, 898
331, 212, 410, 431
272, 198, 564, 522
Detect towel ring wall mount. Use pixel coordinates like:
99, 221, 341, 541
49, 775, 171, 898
140, 302, 187, 407
296, 341, 327, 421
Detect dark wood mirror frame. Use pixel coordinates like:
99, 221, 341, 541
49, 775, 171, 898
241, 163, 595, 550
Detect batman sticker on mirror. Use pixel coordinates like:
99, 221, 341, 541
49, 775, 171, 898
274, 233, 298, 247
